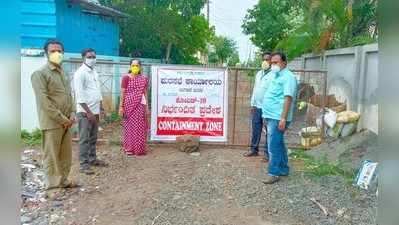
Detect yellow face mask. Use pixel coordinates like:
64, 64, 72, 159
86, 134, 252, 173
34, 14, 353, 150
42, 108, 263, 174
48, 52, 64, 65
131, 65, 140, 75
261, 61, 270, 70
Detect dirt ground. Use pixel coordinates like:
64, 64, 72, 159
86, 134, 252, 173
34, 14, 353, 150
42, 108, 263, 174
21, 123, 377, 225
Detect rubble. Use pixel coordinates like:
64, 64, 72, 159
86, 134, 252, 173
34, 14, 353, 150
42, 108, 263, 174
309, 130, 379, 171
21, 215, 32, 223
21, 149, 45, 204
21, 148, 51, 225
50, 214, 59, 223
52, 200, 64, 208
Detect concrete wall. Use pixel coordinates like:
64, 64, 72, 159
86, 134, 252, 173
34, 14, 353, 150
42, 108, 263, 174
288, 43, 378, 134
21, 56, 47, 132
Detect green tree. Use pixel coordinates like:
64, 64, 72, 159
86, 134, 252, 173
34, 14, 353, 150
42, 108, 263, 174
228, 51, 240, 67
208, 36, 239, 66
100, 0, 212, 64
151, 0, 207, 19
245, 51, 263, 68
242, 0, 303, 53
276, 0, 377, 59
242, 0, 377, 60
118, 5, 162, 58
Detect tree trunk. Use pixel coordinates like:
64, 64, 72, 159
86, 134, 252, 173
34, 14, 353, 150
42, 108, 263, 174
165, 42, 172, 64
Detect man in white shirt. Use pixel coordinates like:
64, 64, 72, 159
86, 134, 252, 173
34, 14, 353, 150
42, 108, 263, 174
244, 52, 272, 161
73, 48, 107, 175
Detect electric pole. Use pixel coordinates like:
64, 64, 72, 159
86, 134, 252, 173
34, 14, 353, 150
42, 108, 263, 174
205, 0, 210, 67
207, 0, 210, 24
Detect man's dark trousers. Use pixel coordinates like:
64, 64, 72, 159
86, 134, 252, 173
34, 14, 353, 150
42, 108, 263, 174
249, 107, 268, 158
77, 113, 99, 169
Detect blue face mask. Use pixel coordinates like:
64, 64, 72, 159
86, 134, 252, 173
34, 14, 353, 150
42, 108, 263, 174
271, 64, 281, 73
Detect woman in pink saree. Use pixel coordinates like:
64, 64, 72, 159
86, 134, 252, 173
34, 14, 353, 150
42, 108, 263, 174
119, 59, 149, 156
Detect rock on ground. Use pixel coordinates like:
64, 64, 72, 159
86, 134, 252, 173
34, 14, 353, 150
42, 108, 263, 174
176, 134, 200, 153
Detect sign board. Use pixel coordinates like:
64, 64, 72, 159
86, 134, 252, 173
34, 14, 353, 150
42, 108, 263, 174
150, 66, 228, 142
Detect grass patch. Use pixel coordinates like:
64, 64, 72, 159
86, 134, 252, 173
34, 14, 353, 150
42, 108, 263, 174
289, 149, 312, 160
289, 149, 356, 184
104, 111, 122, 124
21, 129, 42, 147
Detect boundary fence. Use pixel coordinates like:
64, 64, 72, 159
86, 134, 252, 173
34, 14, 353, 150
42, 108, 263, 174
64, 59, 327, 148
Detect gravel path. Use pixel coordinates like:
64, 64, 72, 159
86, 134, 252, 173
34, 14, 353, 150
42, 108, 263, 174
21, 141, 377, 225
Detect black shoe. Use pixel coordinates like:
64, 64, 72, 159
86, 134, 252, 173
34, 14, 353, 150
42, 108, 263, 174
262, 175, 280, 184
90, 159, 108, 167
260, 158, 269, 163
80, 167, 95, 175
243, 151, 259, 157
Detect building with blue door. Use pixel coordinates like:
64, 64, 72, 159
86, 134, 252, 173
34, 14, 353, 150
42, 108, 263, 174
21, 0, 125, 56
20, 1, 162, 131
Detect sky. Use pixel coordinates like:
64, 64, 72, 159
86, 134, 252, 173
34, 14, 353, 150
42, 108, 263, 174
202, 0, 259, 62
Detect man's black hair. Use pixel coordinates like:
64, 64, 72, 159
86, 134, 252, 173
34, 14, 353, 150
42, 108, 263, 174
43, 39, 64, 53
271, 52, 287, 62
81, 48, 96, 58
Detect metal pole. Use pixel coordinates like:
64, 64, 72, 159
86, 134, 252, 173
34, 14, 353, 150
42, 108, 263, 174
231, 69, 239, 145
207, 0, 210, 24
248, 72, 254, 146
321, 71, 327, 141
206, 0, 210, 67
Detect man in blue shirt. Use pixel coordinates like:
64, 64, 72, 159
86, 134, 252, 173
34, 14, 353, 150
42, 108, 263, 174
261, 52, 298, 184
244, 52, 272, 161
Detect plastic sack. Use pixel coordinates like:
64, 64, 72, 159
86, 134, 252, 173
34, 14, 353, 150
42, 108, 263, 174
298, 101, 307, 111
301, 127, 320, 137
324, 108, 337, 128
301, 136, 322, 148
337, 111, 360, 123
316, 116, 323, 129
354, 160, 378, 190
326, 122, 344, 138
341, 121, 358, 137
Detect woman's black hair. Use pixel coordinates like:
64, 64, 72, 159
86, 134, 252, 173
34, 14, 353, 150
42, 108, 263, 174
128, 59, 142, 74
262, 51, 272, 58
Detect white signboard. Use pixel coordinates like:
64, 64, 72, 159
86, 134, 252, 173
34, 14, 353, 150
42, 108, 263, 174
151, 66, 228, 142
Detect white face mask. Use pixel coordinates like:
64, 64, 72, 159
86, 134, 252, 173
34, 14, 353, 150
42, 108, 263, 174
271, 64, 281, 73
85, 58, 96, 67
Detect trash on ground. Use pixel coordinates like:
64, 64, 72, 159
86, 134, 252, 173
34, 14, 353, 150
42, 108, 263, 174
300, 127, 322, 148
354, 160, 378, 190
310, 197, 329, 216
324, 108, 337, 128
326, 111, 361, 138
190, 152, 201, 157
